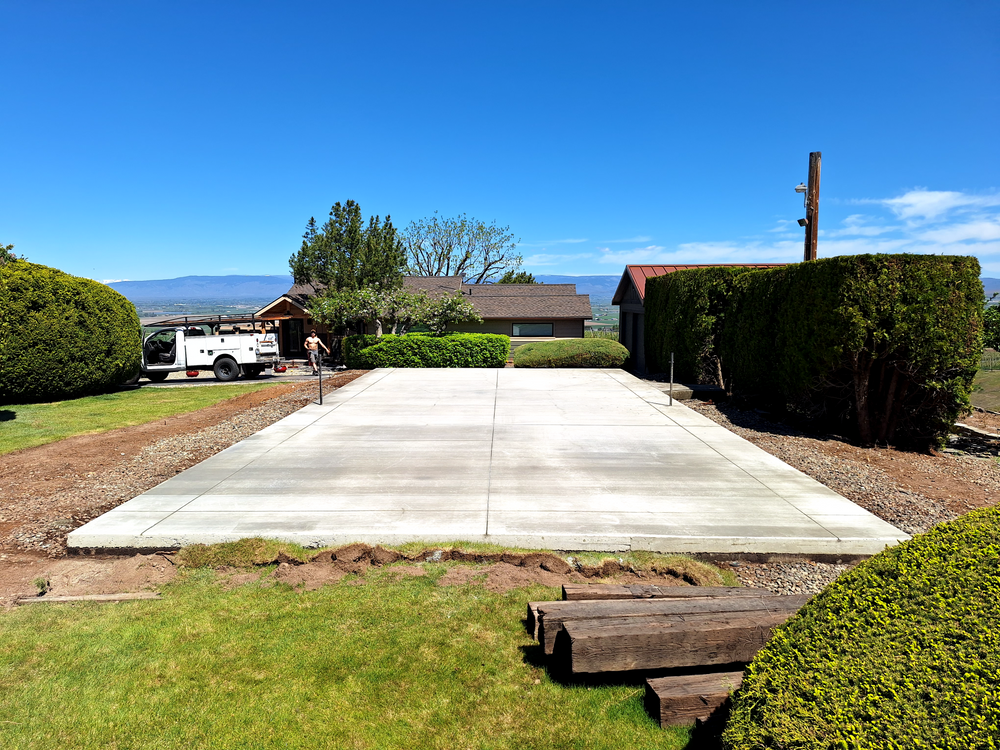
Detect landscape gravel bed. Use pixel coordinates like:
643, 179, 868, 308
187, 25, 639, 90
0, 375, 361, 556
686, 399, 1000, 594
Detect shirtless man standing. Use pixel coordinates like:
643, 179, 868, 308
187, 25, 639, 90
304, 330, 329, 375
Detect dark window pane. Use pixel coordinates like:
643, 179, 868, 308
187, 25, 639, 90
512, 323, 553, 337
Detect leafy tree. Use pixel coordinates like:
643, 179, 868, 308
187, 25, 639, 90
985, 294, 1000, 350
0, 242, 23, 266
495, 270, 537, 284
403, 212, 523, 284
311, 287, 481, 338
422, 290, 483, 333
289, 201, 406, 291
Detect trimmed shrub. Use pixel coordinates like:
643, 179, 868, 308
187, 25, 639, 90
721, 255, 982, 447
0, 261, 141, 404
645, 266, 748, 384
723, 505, 1000, 750
343, 334, 380, 369
345, 333, 509, 368
512, 338, 629, 368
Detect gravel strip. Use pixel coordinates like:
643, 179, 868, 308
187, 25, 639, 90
686, 399, 1000, 594
4, 380, 348, 556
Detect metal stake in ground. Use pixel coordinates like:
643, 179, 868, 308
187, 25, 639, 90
669, 352, 674, 406
317, 355, 323, 405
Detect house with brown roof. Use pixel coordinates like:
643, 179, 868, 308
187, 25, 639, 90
612, 264, 785, 374
256, 276, 592, 358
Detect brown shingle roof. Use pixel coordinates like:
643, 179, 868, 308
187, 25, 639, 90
463, 286, 592, 318
268, 277, 592, 321
402, 276, 463, 294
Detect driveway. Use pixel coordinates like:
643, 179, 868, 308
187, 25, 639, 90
69, 368, 908, 556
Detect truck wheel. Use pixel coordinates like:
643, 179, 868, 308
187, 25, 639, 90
243, 365, 264, 379
146, 372, 169, 382
214, 358, 239, 382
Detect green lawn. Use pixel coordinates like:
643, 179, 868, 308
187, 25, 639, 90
0, 383, 278, 455
0, 566, 690, 750
972, 369, 1000, 411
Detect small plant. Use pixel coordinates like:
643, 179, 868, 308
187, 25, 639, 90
32, 578, 49, 595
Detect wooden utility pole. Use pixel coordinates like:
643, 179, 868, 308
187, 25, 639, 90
804, 151, 821, 261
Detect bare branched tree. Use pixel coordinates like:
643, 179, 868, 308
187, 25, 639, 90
403, 212, 522, 284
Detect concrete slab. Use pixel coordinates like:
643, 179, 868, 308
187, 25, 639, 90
69, 368, 909, 556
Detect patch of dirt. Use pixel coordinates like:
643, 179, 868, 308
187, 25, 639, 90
961, 407, 1000, 434
1, 552, 177, 608
220, 545, 717, 595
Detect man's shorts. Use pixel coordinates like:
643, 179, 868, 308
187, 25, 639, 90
308, 350, 320, 364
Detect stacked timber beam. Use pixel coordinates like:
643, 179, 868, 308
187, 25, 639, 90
527, 583, 809, 728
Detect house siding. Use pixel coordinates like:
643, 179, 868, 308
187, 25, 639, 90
448, 318, 583, 337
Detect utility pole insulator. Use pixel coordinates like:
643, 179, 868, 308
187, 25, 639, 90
804, 152, 821, 261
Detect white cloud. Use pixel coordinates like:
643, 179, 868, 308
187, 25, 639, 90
602, 235, 653, 243
824, 214, 900, 238
767, 220, 797, 233
879, 189, 1000, 223
523, 252, 594, 266
917, 219, 1000, 244
100, 278, 129, 283
596, 245, 668, 264
517, 238, 588, 248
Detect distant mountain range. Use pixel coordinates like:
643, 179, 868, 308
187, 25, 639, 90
109, 273, 1000, 305
108, 274, 624, 303
108, 275, 296, 302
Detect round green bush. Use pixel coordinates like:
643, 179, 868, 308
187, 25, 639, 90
0, 260, 142, 403
723, 505, 1000, 750
344, 333, 509, 368
512, 338, 629, 368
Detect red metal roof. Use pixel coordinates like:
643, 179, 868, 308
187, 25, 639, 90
612, 264, 787, 304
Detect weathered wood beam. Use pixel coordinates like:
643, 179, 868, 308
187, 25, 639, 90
538, 594, 809, 655
644, 671, 744, 727
561, 584, 769, 601
560, 610, 793, 673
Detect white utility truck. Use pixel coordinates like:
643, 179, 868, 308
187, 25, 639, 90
138, 317, 280, 382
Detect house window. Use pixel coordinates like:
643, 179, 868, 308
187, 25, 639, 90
512, 323, 553, 337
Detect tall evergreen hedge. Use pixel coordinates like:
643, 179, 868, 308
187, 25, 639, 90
721, 255, 982, 446
0, 261, 142, 403
645, 266, 748, 384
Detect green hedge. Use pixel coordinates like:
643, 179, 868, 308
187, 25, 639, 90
723, 505, 1000, 750
720, 255, 982, 447
0, 261, 141, 404
645, 266, 748, 383
344, 333, 509, 368
512, 338, 629, 368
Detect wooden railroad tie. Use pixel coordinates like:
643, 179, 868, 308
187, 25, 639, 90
644, 671, 745, 727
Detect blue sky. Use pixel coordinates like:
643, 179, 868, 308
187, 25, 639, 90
2, 1, 998, 282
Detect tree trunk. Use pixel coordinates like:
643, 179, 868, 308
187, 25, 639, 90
875, 365, 901, 443
853, 352, 873, 444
